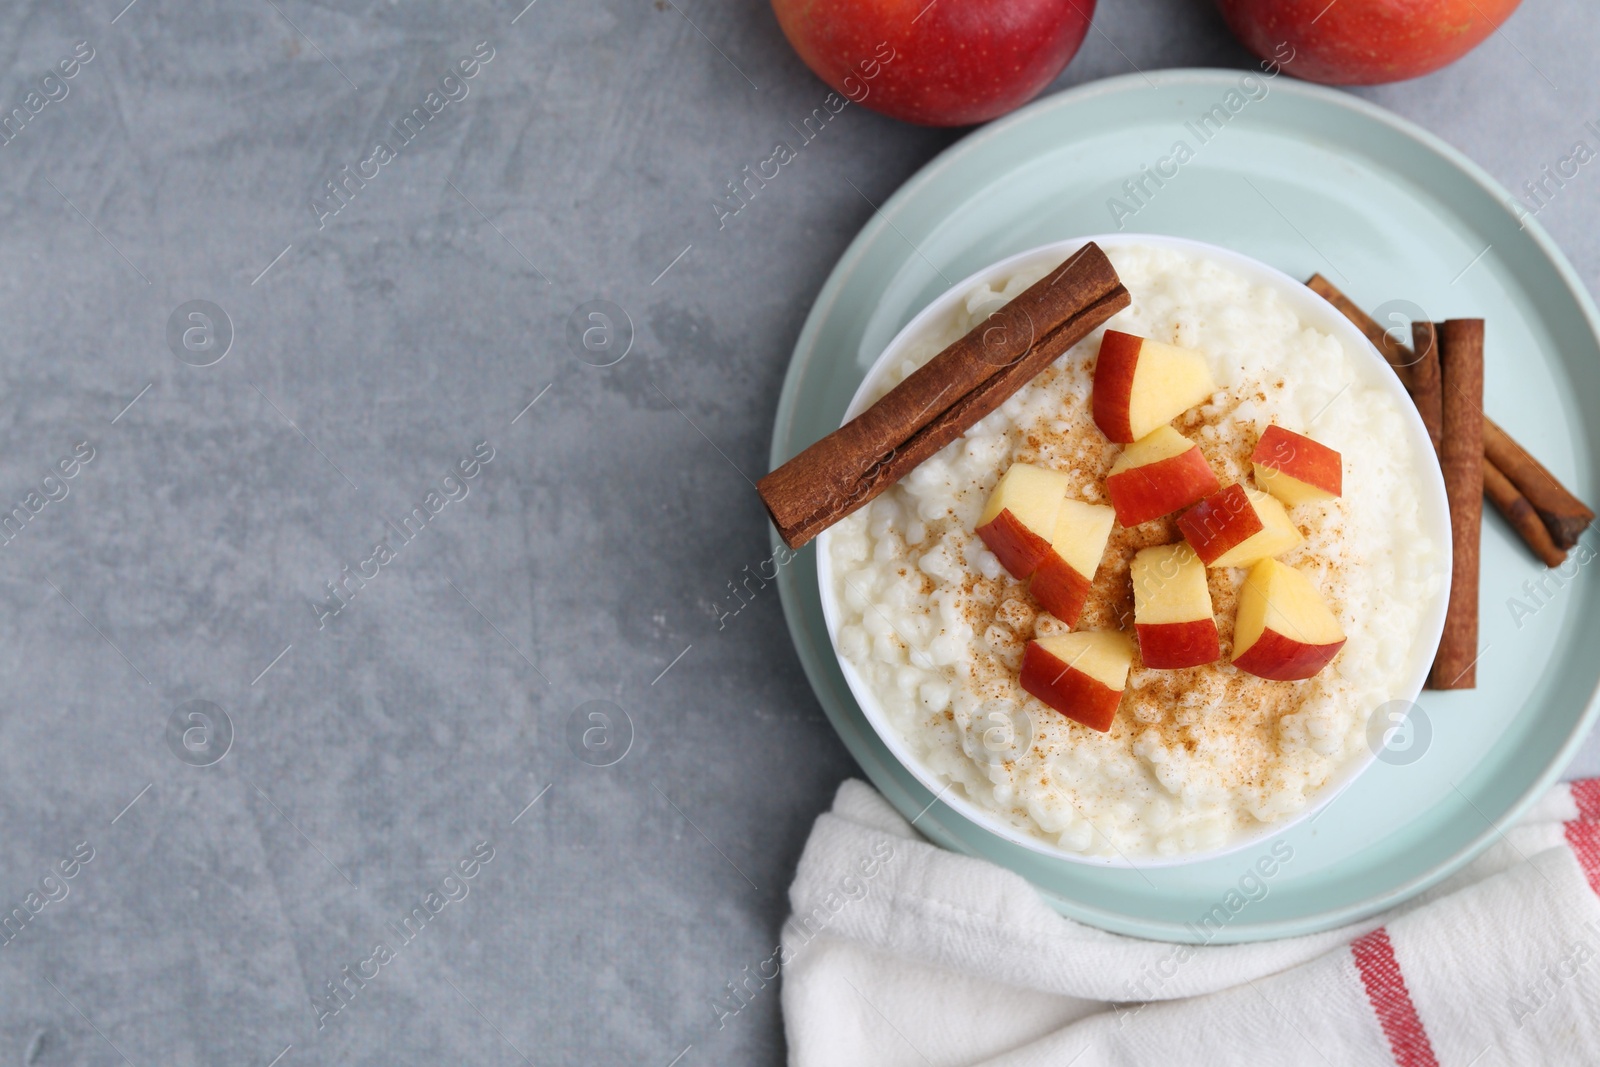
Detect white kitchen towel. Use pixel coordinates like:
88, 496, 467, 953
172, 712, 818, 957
779, 779, 1600, 1066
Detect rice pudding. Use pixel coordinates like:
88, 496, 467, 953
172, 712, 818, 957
825, 242, 1444, 859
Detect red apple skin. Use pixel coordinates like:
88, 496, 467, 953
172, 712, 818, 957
1178, 484, 1264, 565
1020, 643, 1121, 732
1091, 330, 1143, 442
1214, 0, 1522, 86
1106, 448, 1222, 527
1030, 557, 1091, 628
976, 508, 1054, 579
1253, 426, 1342, 496
1232, 631, 1347, 681
771, 0, 1095, 127
1136, 620, 1221, 670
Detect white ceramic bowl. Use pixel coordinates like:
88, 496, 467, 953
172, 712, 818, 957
814, 233, 1453, 868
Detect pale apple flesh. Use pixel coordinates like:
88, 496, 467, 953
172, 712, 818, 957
1179, 484, 1302, 567
1131, 543, 1220, 668
1252, 425, 1342, 505
975, 463, 1070, 579
1105, 425, 1221, 526
1210, 488, 1302, 567
1028, 498, 1114, 626
1019, 631, 1133, 732
1092, 330, 1217, 443
1231, 558, 1347, 681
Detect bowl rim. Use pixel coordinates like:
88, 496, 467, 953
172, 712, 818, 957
814, 232, 1454, 869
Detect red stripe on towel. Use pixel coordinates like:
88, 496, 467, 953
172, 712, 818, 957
1571, 779, 1600, 822
1351, 927, 1439, 1067
1565, 820, 1600, 895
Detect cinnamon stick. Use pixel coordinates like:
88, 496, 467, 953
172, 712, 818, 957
760, 244, 1130, 549
1409, 317, 1567, 570
1482, 418, 1594, 550
1409, 321, 1443, 455
1429, 319, 1484, 690
1307, 273, 1593, 558
1484, 459, 1567, 568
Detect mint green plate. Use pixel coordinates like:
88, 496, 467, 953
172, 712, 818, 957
770, 70, 1600, 942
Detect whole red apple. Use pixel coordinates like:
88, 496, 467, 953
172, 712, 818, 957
1214, 0, 1522, 85
770, 0, 1095, 127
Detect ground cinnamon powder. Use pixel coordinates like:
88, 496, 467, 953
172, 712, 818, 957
932, 358, 1350, 786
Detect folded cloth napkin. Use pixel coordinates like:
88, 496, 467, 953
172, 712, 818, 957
779, 779, 1600, 1067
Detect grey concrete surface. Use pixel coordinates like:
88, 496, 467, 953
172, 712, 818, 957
0, 1, 1595, 1064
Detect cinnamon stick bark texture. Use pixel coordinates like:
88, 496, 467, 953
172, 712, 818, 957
1482, 418, 1595, 550
759, 243, 1130, 549
1409, 321, 1443, 455
1484, 459, 1567, 568
1429, 319, 1485, 690
1307, 273, 1593, 560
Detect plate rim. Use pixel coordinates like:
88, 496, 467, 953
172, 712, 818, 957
768, 67, 1600, 941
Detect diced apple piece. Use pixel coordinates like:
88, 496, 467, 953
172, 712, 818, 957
1178, 484, 1302, 567
1232, 558, 1347, 680
1176, 484, 1259, 564
1029, 499, 1114, 628
1092, 330, 1218, 443
1131, 543, 1220, 668
1252, 425, 1343, 505
1104, 426, 1221, 526
1019, 631, 1134, 732
975, 463, 1070, 579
